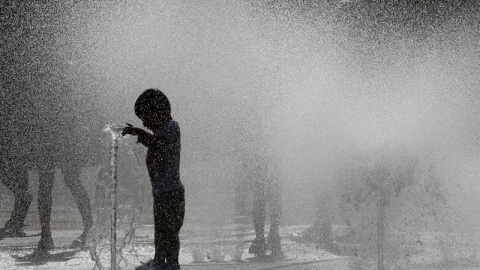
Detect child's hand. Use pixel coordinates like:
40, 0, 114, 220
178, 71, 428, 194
122, 123, 143, 136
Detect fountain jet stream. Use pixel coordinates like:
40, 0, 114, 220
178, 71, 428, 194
104, 124, 123, 270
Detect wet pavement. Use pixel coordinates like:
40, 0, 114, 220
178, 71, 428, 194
0, 226, 349, 270
2, 226, 480, 270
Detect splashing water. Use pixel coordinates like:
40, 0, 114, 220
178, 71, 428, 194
103, 124, 124, 139
87, 124, 149, 270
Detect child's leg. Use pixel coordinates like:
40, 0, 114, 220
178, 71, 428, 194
153, 189, 185, 266
153, 199, 165, 263
163, 189, 185, 266
153, 193, 167, 264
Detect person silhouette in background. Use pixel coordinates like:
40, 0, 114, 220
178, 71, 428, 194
0, 92, 34, 240
248, 155, 284, 260
2, 0, 98, 256
31, 103, 94, 256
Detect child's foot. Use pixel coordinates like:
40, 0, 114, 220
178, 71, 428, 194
135, 259, 166, 270
164, 263, 181, 270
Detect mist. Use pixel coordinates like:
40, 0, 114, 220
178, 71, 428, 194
3, 0, 480, 237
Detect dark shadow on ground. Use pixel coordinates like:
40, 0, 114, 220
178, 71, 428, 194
12, 249, 82, 266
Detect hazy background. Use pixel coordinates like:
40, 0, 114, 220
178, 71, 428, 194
1, 0, 479, 229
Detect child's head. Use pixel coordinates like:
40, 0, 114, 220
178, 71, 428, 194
134, 88, 172, 130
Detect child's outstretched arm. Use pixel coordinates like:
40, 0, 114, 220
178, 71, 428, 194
122, 124, 164, 148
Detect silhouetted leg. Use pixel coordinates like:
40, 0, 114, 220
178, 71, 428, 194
163, 189, 185, 268
253, 196, 266, 241
152, 193, 167, 267
135, 198, 169, 270
0, 163, 32, 238
234, 177, 249, 223
267, 181, 283, 257
250, 180, 266, 256
8, 168, 32, 231
37, 169, 55, 251
62, 165, 92, 247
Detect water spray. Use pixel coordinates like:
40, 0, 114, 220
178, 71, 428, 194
103, 124, 124, 270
